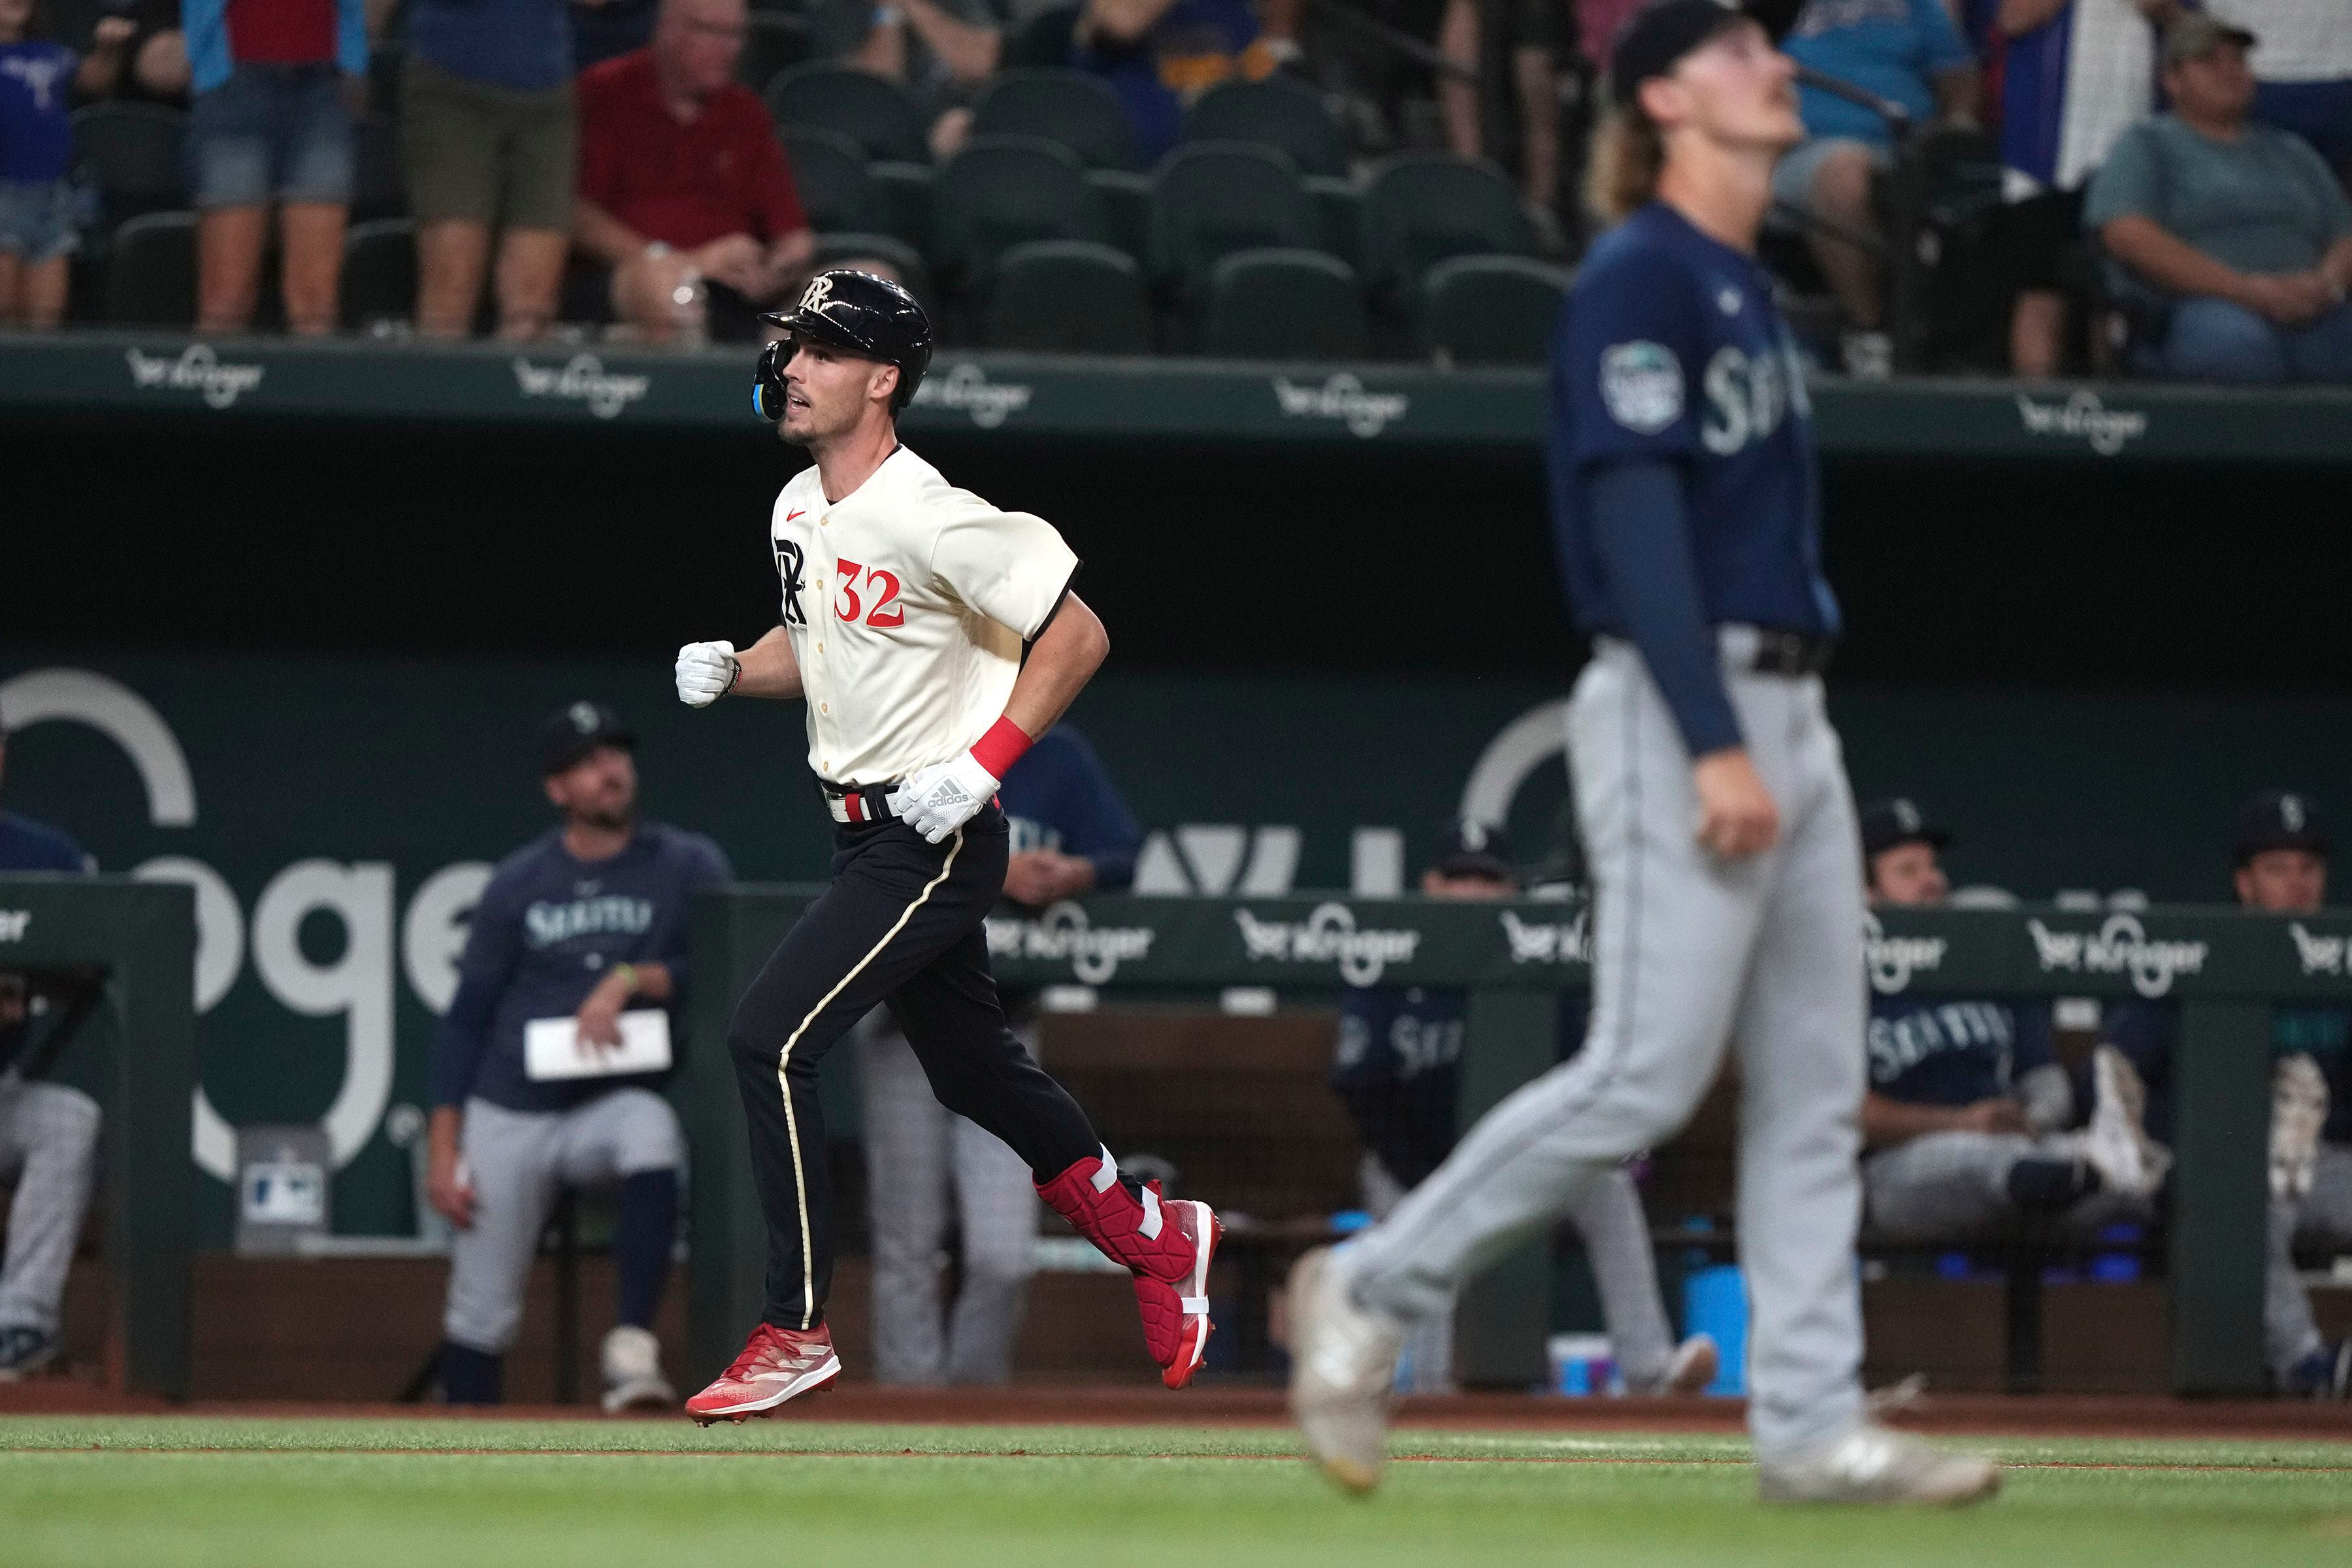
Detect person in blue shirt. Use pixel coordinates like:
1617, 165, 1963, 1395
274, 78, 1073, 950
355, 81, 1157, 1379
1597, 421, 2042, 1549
1854, 799, 2164, 1245
0, 0, 134, 328
424, 702, 730, 1409
1071, 0, 1280, 164
855, 724, 1141, 1384
1773, 0, 1978, 367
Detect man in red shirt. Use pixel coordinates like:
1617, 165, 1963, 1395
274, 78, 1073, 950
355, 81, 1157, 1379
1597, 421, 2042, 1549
574, 0, 815, 342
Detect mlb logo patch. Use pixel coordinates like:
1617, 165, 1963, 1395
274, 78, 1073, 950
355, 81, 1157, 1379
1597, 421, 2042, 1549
1599, 340, 1684, 434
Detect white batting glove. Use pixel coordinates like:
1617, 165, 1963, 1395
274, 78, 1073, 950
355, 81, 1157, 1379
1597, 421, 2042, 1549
675, 641, 738, 707
887, 753, 1000, 843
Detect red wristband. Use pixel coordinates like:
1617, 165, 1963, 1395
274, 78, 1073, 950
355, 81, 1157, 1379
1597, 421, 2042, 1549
970, 715, 1034, 780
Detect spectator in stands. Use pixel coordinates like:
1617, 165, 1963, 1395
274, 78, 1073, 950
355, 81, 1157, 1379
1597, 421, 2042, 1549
573, 0, 815, 344
858, 725, 1141, 1385
399, 0, 580, 338
0, 711, 103, 1381
811, 0, 1003, 159
2086, 13, 2352, 384
1856, 798, 2166, 1245
1775, 0, 1980, 374
1072, 0, 1292, 165
73, 0, 190, 106
0, 0, 134, 327
182, 0, 371, 335
2204, 0, 2352, 172
1435, 0, 1567, 211
573, 0, 658, 73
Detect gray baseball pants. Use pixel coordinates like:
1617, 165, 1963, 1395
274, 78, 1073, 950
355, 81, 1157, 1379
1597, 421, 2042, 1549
443, 1090, 683, 1354
2267, 1141, 2352, 1380
858, 1011, 1040, 1384
1862, 1130, 2153, 1243
0, 1073, 101, 1337
1344, 633, 1868, 1458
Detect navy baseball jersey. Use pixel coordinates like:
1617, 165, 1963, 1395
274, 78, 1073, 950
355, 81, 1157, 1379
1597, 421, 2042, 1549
1331, 986, 1465, 1188
0, 811, 90, 873
432, 823, 732, 1113
1867, 996, 2056, 1107
997, 727, 1143, 895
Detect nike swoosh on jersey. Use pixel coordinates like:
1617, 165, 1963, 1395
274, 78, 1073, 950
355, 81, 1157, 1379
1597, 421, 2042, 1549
787, 510, 806, 521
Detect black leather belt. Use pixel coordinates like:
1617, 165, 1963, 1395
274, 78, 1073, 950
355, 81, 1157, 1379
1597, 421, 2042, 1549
1748, 630, 1836, 678
818, 777, 900, 825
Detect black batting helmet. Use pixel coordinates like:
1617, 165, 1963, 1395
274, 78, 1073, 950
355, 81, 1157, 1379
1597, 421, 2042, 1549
755, 269, 933, 419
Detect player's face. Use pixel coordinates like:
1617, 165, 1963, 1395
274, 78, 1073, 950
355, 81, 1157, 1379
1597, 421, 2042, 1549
545, 744, 639, 831
1867, 842, 1948, 907
1420, 868, 1517, 902
1660, 22, 1803, 155
2236, 849, 2326, 913
774, 338, 898, 447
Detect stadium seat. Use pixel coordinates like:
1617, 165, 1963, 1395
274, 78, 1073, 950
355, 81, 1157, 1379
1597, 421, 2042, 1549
1149, 141, 1319, 299
737, 14, 809, 92
1305, 175, 1362, 269
1007, 5, 1079, 68
972, 69, 1140, 171
868, 160, 936, 253
340, 218, 418, 333
931, 135, 1100, 293
1361, 152, 1540, 301
783, 125, 885, 236
1199, 248, 1369, 360
1086, 169, 1151, 265
1418, 254, 1572, 365
985, 239, 1151, 353
1184, 78, 1350, 179
69, 103, 186, 229
352, 114, 404, 223
105, 211, 198, 327
811, 233, 935, 309
765, 62, 931, 163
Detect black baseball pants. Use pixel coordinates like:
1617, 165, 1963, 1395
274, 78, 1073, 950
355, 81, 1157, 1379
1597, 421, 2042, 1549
727, 804, 1101, 1332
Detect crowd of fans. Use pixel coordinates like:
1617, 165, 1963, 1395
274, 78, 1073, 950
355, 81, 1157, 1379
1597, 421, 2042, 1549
0, 0, 2347, 372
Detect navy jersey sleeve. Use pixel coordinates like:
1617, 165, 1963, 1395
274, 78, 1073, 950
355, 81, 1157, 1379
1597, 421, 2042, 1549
1557, 259, 1707, 470
657, 832, 734, 992
1052, 730, 1144, 892
430, 862, 528, 1109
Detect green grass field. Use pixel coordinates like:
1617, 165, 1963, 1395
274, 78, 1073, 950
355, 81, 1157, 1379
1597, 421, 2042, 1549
5, 1416, 2349, 1568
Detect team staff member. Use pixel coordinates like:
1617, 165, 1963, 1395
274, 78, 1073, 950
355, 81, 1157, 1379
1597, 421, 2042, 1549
1287, 0, 1999, 1503
427, 704, 730, 1411
674, 270, 1218, 1420
857, 723, 1144, 1386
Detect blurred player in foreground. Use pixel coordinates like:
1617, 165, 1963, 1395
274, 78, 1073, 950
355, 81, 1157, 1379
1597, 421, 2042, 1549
673, 270, 1218, 1419
1288, 0, 1998, 1503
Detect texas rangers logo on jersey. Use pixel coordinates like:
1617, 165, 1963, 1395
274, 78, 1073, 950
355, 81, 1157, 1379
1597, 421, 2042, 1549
1599, 341, 1683, 434
775, 537, 808, 626
799, 276, 836, 316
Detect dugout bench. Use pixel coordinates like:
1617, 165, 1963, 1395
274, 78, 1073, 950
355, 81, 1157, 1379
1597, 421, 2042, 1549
0, 875, 195, 1399
683, 891, 2345, 1399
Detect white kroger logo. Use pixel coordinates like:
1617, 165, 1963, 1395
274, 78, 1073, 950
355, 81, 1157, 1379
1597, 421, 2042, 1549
1500, 908, 1590, 965
512, 354, 651, 420
985, 902, 1155, 984
2014, 391, 2148, 457
125, 345, 266, 410
2027, 912, 2209, 998
0, 911, 29, 942
912, 361, 1033, 429
1271, 374, 1409, 439
1235, 902, 1422, 986
1864, 911, 1949, 996
2289, 923, 2347, 977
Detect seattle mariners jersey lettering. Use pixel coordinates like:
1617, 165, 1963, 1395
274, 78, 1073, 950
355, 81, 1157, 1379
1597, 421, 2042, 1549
524, 894, 655, 946
771, 446, 1079, 785
1867, 997, 2053, 1107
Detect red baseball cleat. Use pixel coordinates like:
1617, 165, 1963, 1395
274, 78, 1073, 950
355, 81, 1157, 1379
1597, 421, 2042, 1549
1137, 1196, 1222, 1390
1036, 1147, 1224, 1389
685, 1322, 841, 1426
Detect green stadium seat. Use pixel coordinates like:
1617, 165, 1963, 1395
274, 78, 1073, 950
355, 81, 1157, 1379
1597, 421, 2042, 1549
1086, 169, 1152, 265
985, 240, 1151, 353
932, 135, 1101, 293
1184, 77, 1350, 179
1200, 248, 1369, 360
1418, 254, 1572, 366
783, 125, 885, 236
766, 63, 930, 163
340, 218, 417, 334
811, 233, 935, 310
1149, 141, 1319, 299
737, 14, 809, 92
1305, 174, 1362, 269
69, 103, 186, 229
1008, 5, 1080, 67
972, 69, 1140, 171
869, 161, 936, 254
1362, 152, 1540, 300
106, 211, 197, 327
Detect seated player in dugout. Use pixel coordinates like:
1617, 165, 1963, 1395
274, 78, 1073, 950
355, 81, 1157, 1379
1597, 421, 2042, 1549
1857, 798, 2168, 1244
1326, 819, 1718, 1396
427, 704, 730, 1410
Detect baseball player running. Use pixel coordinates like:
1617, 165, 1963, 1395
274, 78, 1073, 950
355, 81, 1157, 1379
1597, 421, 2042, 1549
1288, 1, 1997, 1503
674, 269, 1218, 1420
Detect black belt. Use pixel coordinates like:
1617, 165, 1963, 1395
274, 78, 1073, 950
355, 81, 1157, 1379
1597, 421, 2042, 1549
1747, 630, 1836, 678
818, 777, 900, 825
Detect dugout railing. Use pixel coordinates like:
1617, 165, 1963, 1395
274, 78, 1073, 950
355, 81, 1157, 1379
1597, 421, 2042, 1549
686, 890, 2350, 1399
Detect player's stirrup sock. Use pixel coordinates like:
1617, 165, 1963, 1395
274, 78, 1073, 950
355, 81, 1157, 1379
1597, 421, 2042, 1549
1034, 1145, 1195, 1283
2006, 1156, 2099, 1215
613, 1168, 680, 1329
441, 1343, 503, 1405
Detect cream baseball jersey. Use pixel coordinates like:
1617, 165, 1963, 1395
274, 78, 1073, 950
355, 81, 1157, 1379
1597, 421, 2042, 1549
770, 446, 1079, 786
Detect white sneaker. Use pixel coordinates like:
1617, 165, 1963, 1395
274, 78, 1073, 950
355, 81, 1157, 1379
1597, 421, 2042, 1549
1287, 1247, 1405, 1495
1758, 1424, 2001, 1505
600, 1324, 677, 1414
2273, 1054, 2329, 1200
2083, 1045, 2170, 1199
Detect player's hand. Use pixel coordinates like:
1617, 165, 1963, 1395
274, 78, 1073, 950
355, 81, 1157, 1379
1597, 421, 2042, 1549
1004, 849, 1094, 907
575, 973, 628, 1053
676, 640, 738, 707
887, 753, 1000, 843
1957, 1098, 2029, 1135
1691, 748, 1779, 860
427, 1139, 476, 1230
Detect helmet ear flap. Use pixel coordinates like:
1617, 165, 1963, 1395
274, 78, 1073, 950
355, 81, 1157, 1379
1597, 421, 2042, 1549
753, 340, 789, 421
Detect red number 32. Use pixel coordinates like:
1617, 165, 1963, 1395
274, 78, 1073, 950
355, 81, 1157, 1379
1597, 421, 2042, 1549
834, 560, 904, 629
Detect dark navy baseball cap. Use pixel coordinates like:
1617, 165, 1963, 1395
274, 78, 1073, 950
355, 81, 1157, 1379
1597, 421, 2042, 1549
1609, 0, 1791, 110
1859, 798, 1950, 860
2234, 790, 2329, 866
541, 701, 636, 776
1432, 819, 1516, 883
